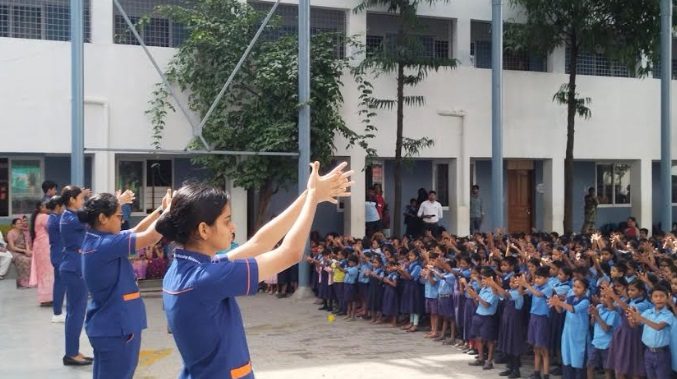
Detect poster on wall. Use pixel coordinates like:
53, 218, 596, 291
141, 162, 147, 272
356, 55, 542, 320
11, 160, 42, 215
0, 158, 8, 217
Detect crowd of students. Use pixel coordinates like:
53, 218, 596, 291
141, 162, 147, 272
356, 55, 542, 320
306, 228, 677, 379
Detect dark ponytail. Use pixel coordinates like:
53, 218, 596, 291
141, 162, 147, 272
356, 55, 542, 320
61, 185, 82, 208
156, 183, 229, 245
46, 195, 62, 211
77, 193, 119, 227
29, 201, 43, 240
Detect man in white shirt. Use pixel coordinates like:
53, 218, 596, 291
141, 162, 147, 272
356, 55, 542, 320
417, 190, 443, 237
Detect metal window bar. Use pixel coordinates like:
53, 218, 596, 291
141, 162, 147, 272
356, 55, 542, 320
472, 21, 545, 72
565, 48, 633, 78
652, 59, 677, 80
250, 1, 346, 58
365, 13, 453, 60
0, 0, 89, 41
113, 0, 190, 48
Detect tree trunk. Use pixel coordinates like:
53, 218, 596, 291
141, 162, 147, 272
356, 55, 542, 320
393, 62, 405, 237
255, 179, 274, 230
563, 40, 578, 234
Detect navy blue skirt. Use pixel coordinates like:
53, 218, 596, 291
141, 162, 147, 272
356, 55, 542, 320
358, 283, 369, 301
471, 314, 498, 341
463, 298, 476, 340
549, 308, 565, 355
497, 301, 525, 355
400, 280, 424, 315
343, 283, 356, 303
455, 293, 466, 327
438, 296, 455, 319
382, 286, 399, 316
527, 314, 551, 349
367, 280, 383, 312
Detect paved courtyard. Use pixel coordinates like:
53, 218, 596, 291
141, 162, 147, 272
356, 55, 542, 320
0, 280, 501, 379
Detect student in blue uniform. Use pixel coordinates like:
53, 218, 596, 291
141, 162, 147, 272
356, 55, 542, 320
161, 162, 352, 379
548, 278, 590, 379
59, 185, 92, 366
627, 285, 674, 379
343, 255, 359, 321
519, 266, 554, 379
587, 291, 620, 379
467, 267, 500, 370
79, 190, 168, 379
46, 195, 66, 323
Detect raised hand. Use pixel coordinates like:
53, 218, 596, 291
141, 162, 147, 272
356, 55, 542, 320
117, 189, 135, 205
161, 188, 172, 211
307, 161, 354, 204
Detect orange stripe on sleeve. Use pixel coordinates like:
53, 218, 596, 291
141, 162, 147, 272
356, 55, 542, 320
231, 361, 252, 379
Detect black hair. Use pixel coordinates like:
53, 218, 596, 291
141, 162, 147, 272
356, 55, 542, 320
77, 193, 119, 227
612, 277, 628, 288
11, 217, 20, 225
472, 185, 480, 190
428, 190, 437, 195
481, 266, 495, 278
61, 185, 83, 208
41, 180, 57, 194
560, 267, 573, 278
573, 266, 588, 277
156, 183, 230, 245
535, 266, 550, 278
348, 255, 359, 264
614, 262, 628, 275
651, 284, 670, 297
628, 280, 646, 294
29, 201, 45, 240
46, 195, 62, 211
528, 257, 541, 268
552, 260, 566, 270
574, 278, 590, 290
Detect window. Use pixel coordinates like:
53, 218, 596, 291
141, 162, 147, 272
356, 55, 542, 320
113, 0, 188, 48
117, 159, 173, 213
0, 1, 90, 42
10, 159, 43, 215
566, 49, 633, 78
433, 163, 449, 207
471, 21, 546, 72
366, 162, 384, 191
672, 163, 677, 204
596, 163, 631, 206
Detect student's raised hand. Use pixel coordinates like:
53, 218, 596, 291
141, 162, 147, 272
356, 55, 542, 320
588, 304, 598, 316
161, 188, 172, 211
82, 188, 92, 198
117, 189, 135, 205
307, 162, 353, 204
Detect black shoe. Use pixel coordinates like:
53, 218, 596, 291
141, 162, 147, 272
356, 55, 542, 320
509, 369, 521, 379
495, 355, 508, 364
499, 369, 513, 376
527, 373, 541, 379
468, 360, 485, 367
318, 306, 328, 310
483, 362, 494, 370
63, 356, 92, 366
83, 356, 93, 362
549, 367, 562, 376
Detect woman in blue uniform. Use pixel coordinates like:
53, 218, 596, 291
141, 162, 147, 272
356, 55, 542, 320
160, 162, 352, 379
46, 195, 66, 323
59, 185, 92, 366
79, 189, 168, 379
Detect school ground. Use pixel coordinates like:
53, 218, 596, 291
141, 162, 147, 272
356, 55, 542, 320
0, 280, 507, 379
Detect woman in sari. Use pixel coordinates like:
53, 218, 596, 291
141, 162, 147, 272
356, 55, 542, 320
7, 216, 33, 288
30, 201, 53, 305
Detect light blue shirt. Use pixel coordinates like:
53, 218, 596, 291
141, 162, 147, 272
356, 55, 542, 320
508, 289, 524, 310
465, 280, 480, 299
640, 307, 674, 348
358, 263, 371, 284
476, 286, 499, 316
408, 262, 422, 281
344, 266, 359, 284
437, 273, 456, 297
592, 305, 620, 350
423, 276, 439, 299
530, 283, 554, 316
552, 280, 572, 297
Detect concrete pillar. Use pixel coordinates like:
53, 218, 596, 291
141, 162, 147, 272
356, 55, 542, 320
549, 46, 566, 74
346, 151, 366, 237
631, 159, 652, 233
227, 181, 248, 245
543, 158, 564, 233
346, 6, 366, 64
91, 0, 114, 44
450, 158, 470, 236
454, 18, 472, 66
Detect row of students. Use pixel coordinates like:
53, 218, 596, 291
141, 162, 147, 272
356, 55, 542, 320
309, 232, 677, 379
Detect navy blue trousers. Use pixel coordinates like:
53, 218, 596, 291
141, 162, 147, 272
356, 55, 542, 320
52, 267, 66, 315
89, 333, 142, 379
61, 270, 88, 357
644, 349, 672, 379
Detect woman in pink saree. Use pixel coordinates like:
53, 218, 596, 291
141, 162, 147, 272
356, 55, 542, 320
30, 201, 53, 305
7, 216, 33, 288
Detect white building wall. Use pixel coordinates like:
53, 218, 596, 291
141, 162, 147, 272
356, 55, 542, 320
0, 0, 675, 234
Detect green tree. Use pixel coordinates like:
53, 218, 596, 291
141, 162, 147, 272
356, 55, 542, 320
353, 0, 457, 237
509, 0, 670, 233
147, 0, 370, 228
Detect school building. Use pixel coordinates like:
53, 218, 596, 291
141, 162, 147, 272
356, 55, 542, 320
0, 0, 676, 240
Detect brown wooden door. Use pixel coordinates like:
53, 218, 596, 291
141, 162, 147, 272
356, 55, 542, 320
508, 169, 533, 233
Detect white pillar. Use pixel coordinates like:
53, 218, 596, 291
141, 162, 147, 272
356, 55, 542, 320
451, 158, 470, 236
543, 158, 564, 233
454, 18, 472, 66
346, 7, 366, 64
346, 151, 366, 237
227, 181, 248, 245
631, 159, 652, 234
91, 0, 114, 44
549, 46, 566, 74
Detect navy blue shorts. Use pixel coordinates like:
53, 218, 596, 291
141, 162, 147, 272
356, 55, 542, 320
587, 347, 610, 370
471, 314, 498, 341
